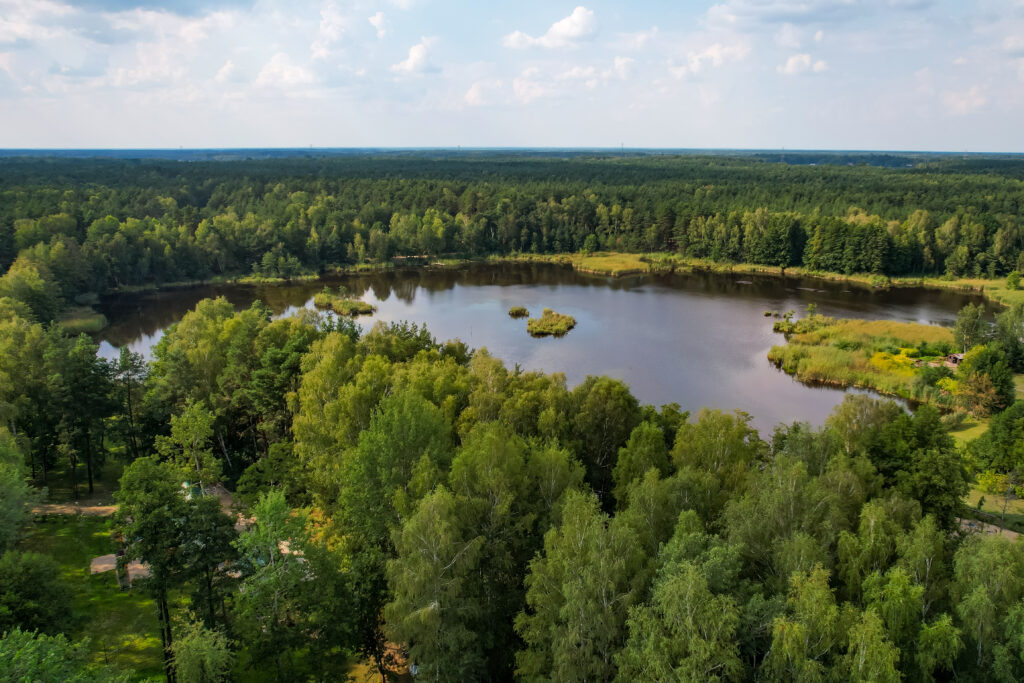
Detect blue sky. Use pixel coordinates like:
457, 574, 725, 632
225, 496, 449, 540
0, 0, 1022, 150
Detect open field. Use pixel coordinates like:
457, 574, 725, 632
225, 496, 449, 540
18, 515, 164, 681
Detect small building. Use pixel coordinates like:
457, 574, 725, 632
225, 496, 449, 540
945, 353, 965, 368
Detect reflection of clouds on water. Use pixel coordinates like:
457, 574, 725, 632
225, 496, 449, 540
96, 331, 165, 361
93, 264, 989, 432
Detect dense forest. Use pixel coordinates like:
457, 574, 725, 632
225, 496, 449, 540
4, 153, 1024, 681
2, 154, 1024, 325
5, 293, 1024, 682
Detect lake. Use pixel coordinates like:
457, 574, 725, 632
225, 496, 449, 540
95, 263, 994, 433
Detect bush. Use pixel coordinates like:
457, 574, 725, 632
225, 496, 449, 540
509, 305, 530, 318
1008, 271, 1021, 290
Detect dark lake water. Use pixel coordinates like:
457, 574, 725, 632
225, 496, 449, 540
95, 263, 994, 433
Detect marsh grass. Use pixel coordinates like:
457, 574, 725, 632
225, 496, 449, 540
508, 306, 530, 318
527, 308, 576, 337
768, 315, 956, 405
19, 515, 164, 680
312, 287, 376, 316
59, 306, 109, 334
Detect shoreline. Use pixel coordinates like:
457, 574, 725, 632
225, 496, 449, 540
101, 251, 1006, 302
84, 252, 1007, 337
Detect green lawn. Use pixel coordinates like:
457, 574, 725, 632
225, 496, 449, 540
950, 418, 990, 446
964, 487, 1024, 534
18, 515, 164, 681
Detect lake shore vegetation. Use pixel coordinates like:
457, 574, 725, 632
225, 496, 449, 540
526, 308, 576, 337
768, 314, 958, 406
312, 286, 376, 316
508, 305, 529, 318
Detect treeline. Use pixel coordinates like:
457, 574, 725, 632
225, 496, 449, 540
7, 290, 1024, 680
2, 155, 1024, 321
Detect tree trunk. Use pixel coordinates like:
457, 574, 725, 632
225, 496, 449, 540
217, 430, 233, 473
124, 377, 139, 460
70, 452, 78, 501
85, 429, 94, 495
158, 591, 176, 683
205, 565, 216, 627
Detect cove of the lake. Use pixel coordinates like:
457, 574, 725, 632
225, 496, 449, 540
95, 262, 996, 433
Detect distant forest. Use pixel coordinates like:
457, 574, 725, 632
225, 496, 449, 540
2, 153, 1024, 321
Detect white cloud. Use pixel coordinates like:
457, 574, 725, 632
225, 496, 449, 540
0, 52, 12, 78
0, 0, 74, 44
612, 56, 635, 79
776, 23, 802, 48
214, 59, 234, 83
311, 1, 349, 60
513, 67, 553, 103
814, 29, 824, 42
618, 26, 658, 50
503, 6, 596, 49
1005, 35, 1024, 56
391, 36, 437, 74
669, 40, 751, 79
368, 11, 388, 39
706, 0, 863, 27
942, 85, 987, 115
256, 53, 315, 87
777, 53, 828, 75
464, 78, 502, 106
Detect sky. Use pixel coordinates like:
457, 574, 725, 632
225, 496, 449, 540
0, 0, 1022, 150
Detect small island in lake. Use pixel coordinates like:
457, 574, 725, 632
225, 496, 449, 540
508, 305, 530, 318
527, 308, 576, 337
312, 286, 376, 316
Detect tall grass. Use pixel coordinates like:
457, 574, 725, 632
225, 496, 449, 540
769, 315, 956, 405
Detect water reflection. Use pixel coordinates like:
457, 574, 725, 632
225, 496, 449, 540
95, 263, 995, 433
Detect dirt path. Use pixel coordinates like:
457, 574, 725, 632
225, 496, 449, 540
33, 503, 118, 517
960, 517, 1021, 539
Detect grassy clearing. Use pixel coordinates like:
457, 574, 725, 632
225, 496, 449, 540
508, 305, 530, 318
768, 315, 955, 405
527, 308, 577, 337
964, 487, 1024, 534
59, 306, 109, 334
950, 418, 990, 446
312, 287, 376, 316
18, 515, 164, 680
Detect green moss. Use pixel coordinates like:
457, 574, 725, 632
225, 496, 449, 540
508, 305, 530, 318
527, 308, 576, 337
